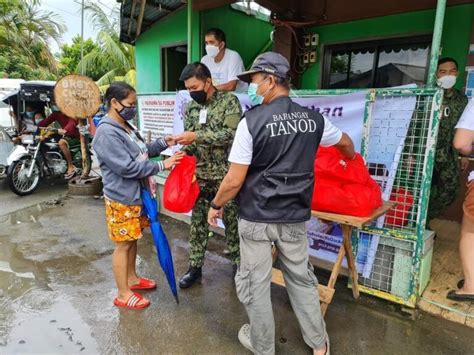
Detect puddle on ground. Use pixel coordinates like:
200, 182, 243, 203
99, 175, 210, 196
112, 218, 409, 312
0, 198, 101, 353
0, 200, 64, 229
1, 290, 98, 353
0, 236, 45, 295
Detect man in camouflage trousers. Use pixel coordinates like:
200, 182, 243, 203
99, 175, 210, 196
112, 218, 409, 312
428, 57, 469, 221
175, 62, 242, 288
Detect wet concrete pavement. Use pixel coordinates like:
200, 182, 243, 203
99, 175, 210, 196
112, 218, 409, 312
0, 177, 68, 216
0, 196, 473, 355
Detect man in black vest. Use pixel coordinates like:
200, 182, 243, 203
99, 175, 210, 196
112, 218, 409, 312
207, 52, 355, 355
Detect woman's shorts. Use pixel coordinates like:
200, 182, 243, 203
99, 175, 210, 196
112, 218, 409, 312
463, 181, 474, 222
105, 198, 149, 242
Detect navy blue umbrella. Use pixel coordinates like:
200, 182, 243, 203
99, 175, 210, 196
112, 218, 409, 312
141, 188, 179, 304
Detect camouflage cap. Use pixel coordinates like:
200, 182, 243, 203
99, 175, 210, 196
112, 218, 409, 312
237, 52, 290, 83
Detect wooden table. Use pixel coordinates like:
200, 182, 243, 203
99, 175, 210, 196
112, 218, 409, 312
271, 201, 396, 316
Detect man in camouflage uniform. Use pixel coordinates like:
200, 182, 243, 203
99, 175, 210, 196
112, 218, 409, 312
428, 57, 469, 221
175, 62, 242, 288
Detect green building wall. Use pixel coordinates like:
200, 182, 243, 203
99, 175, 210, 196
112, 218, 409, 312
201, 6, 273, 69
301, 3, 474, 90
135, 3, 473, 93
135, 9, 193, 94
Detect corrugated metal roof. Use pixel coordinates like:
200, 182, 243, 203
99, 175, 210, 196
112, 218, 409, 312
118, 0, 185, 45
119, 0, 473, 45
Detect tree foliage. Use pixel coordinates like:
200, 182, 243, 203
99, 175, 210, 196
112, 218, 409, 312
0, 0, 66, 80
0, 0, 135, 88
58, 35, 109, 81
78, 1, 136, 92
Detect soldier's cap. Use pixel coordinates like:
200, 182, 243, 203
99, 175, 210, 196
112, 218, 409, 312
237, 52, 290, 83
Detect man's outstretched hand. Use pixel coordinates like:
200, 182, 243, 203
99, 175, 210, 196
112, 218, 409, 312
174, 131, 196, 145
164, 135, 177, 146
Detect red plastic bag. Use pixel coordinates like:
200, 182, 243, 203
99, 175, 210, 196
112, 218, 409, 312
311, 148, 382, 217
163, 155, 200, 213
315, 146, 368, 185
385, 188, 414, 227
312, 180, 382, 217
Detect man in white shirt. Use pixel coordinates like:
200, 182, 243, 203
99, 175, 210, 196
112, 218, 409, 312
201, 28, 247, 92
450, 98, 474, 301
207, 52, 355, 355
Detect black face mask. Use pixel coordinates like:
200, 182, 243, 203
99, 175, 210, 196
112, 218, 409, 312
190, 90, 208, 105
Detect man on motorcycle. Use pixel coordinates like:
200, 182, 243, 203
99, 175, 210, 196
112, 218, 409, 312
38, 105, 80, 179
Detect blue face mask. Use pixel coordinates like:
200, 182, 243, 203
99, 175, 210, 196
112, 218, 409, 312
248, 83, 264, 106
248, 78, 271, 106
117, 102, 137, 121
24, 111, 34, 119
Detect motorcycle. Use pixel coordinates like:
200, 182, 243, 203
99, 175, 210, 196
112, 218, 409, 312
0, 125, 16, 177
1, 80, 56, 180
6, 127, 89, 196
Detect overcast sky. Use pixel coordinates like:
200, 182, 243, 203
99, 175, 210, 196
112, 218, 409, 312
42, 0, 119, 55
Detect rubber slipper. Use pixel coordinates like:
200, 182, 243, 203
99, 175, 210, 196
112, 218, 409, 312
130, 277, 157, 291
64, 171, 75, 179
446, 290, 474, 301
64, 168, 79, 180
114, 292, 150, 309
458, 279, 464, 289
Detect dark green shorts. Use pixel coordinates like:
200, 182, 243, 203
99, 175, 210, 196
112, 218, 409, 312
62, 136, 80, 148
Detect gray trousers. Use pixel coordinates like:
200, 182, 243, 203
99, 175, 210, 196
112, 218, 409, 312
235, 218, 327, 354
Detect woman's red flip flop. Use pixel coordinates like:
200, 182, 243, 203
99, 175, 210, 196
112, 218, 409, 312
114, 292, 150, 309
130, 277, 157, 291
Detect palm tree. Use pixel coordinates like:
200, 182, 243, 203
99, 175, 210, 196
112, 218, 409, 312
0, 0, 20, 46
21, 1, 66, 72
78, 1, 136, 92
0, 0, 66, 74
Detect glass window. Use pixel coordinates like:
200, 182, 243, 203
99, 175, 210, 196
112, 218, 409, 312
348, 50, 375, 88
328, 49, 375, 88
329, 53, 349, 87
375, 45, 429, 87
323, 36, 431, 89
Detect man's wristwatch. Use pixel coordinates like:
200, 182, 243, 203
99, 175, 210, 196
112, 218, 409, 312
210, 201, 222, 210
